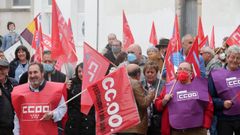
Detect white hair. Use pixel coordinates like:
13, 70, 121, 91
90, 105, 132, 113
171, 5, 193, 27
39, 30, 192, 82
225, 45, 240, 57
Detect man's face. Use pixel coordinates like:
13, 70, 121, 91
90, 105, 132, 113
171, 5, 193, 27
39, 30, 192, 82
108, 35, 117, 45
182, 35, 194, 55
127, 47, 141, 62
0, 66, 9, 81
28, 64, 44, 88
42, 54, 54, 64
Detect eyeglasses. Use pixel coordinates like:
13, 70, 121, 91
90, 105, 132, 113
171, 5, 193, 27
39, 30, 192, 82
188, 41, 193, 44
127, 51, 135, 54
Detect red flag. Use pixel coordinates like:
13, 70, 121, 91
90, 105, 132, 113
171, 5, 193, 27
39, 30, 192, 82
210, 26, 215, 49
82, 42, 111, 114
149, 21, 158, 46
88, 67, 140, 135
198, 17, 205, 42
165, 41, 176, 82
32, 24, 44, 62
123, 10, 134, 50
199, 35, 209, 49
67, 19, 78, 64
51, 0, 64, 60
165, 15, 182, 82
226, 25, 240, 46
186, 37, 201, 77
42, 34, 52, 50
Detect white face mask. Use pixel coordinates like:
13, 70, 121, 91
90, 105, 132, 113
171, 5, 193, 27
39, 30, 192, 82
219, 53, 226, 60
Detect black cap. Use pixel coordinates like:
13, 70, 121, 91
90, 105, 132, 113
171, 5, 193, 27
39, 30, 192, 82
0, 59, 9, 67
156, 38, 169, 49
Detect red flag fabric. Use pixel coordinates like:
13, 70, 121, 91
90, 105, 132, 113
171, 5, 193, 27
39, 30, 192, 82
32, 24, 44, 62
42, 34, 52, 50
186, 37, 201, 77
82, 42, 111, 115
165, 15, 182, 82
67, 19, 78, 64
165, 41, 176, 82
210, 26, 215, 49
51, 0, 64, 60
88, 67, 140, 135
226, 25, 240, 46
149, 21, 158, 46
198, 17, 205, 42
123, 10, 134, 50
199, 36, 209, 49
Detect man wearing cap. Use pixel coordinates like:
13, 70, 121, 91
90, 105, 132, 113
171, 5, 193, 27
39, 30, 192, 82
156, 38, 170, 59
0, 59, 18, 135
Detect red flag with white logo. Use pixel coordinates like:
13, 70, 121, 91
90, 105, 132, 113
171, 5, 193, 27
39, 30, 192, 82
88, 67, 140, 135
51, 0, 64, 60
32, 24, 44, 62
82, 42, 111, 115
165, 15, 182, 82
149, 21, 158, 46
123, 10, 134, 50
186, 37, 201, 77
210, 26, 215, 49
226, 25, 240, 46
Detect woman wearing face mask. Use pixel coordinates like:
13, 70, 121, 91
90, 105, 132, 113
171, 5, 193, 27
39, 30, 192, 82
1, 22, 22, 51
155, 61, 213, 135
65, 63, 96, 135
9, 45, 30, 82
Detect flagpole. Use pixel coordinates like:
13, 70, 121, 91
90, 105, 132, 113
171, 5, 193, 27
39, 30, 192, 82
154, 60, 165, 100
168, 79, 177, 94
96, 0, 99, 51
53, 89, 88, 112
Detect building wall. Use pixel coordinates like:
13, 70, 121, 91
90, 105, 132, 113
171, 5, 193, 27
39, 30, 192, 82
85, 0, 175, 60
202, 0, 240, 47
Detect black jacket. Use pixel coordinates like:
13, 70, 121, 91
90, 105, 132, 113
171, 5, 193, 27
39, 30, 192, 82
0, 77, 18, 129
65, 77, 95, 135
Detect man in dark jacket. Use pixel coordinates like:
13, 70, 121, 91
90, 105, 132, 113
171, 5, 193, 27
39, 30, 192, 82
0, 59, 18, 135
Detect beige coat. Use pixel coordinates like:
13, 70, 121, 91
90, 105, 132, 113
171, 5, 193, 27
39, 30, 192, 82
121, 78, 154, 135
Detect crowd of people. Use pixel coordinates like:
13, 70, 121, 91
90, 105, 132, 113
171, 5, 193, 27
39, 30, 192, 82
0, 21, 240, 135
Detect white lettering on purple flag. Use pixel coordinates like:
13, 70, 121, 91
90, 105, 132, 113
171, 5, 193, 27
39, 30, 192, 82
177, 90, 199, 101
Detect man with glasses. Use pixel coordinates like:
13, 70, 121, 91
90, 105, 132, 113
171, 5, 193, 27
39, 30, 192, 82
155, 61, 213, 135
171, 34, 206, 78
104, 40, 123, 65
200, 46, 222, 77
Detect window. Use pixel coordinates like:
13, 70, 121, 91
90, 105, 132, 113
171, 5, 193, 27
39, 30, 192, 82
13, 0, 30, 6
48, 0, 52, 5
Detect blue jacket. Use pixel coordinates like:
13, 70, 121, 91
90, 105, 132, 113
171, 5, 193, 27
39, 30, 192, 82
163, 49, 206, 78
1, 32, 22, 51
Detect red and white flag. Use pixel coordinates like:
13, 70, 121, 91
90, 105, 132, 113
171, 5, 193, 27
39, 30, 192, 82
32, 24, 44, 62
165, 15, 182, 82
209, 26, 215, 49
149, 21, 158, 46
81, 42, 111, 115
123, 10, 134, 50
186, 37, 201, 77
88, 67, 140, 135
226, 25, 240, 46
